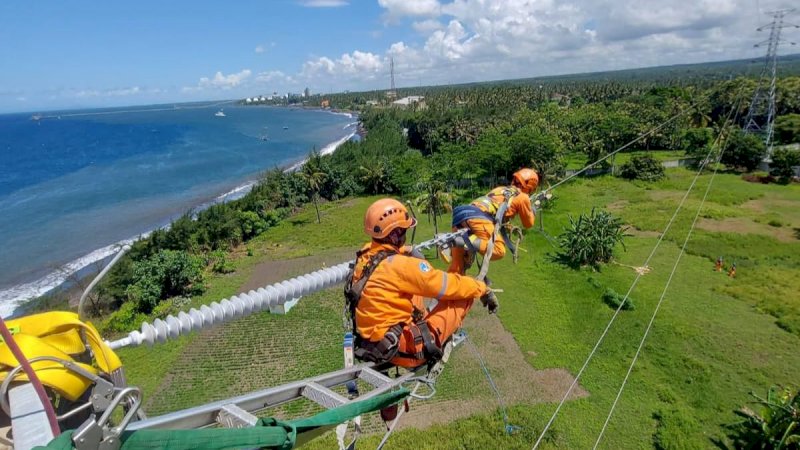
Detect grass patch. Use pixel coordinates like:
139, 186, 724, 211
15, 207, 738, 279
118, 170, 800, 449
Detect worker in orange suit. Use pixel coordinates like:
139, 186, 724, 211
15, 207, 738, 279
715, 256, 724, 272
448, 168, 539, 274
345, 198, 497, 368
728, 262, 736, 278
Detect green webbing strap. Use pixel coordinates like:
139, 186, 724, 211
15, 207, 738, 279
36, 388, 410, 450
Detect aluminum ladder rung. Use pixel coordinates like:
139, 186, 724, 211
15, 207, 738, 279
358, 367, 394, 388
217, 404, 259, 428
301, 382, 348, 409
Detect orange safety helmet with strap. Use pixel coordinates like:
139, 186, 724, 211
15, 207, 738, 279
512, 168, 539, 194
364, 198, 417, 239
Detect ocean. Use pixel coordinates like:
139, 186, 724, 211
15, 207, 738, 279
0, 102, 357, 317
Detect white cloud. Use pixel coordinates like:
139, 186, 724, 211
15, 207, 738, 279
412, 19, 444, 33
302, 51, 385, 80
379, 0, 441, 18
190, 69, 252, 91
255, 70, 296, 85
72, 86, 144, 98
297, 0, 349, 7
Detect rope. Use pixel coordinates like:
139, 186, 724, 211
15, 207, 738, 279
464, 332, 522, 434
531, 94, 739, 449
545, 100, 703, 193
592, 136, 727, 449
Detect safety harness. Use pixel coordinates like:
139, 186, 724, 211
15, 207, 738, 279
343, 249, 442, 365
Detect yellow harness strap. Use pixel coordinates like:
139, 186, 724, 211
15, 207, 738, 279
0, 311, 122, 401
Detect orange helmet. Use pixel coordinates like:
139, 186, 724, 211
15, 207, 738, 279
364, 198, 417, 239
512, 168, 539, 194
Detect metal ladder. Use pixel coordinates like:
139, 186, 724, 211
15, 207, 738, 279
127, 362, 420, 431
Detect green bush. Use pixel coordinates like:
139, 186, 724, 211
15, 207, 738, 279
769, 148, 800, 185
558, 208, 627, 267
722, 130, 767, 172
125, 250, 205, 314
601, 288, 635, 311
151, 297, 191, 319
208, 249, 235, 274
619, 154, 665, 181
102, 301, 147, 334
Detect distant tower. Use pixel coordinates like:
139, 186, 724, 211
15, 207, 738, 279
304, 87, 310, 98
744, 9, 798, 159
386, 57, 397, 100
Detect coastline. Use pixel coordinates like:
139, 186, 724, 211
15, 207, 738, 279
0, 114, 360, 319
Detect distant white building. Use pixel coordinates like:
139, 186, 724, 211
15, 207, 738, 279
392, 96, 425, 108
246, 98, 252, 103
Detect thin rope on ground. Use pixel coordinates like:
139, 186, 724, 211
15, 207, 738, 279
592, 145, 728, 449
531, 92, 742, 450
464, 332, 522, 434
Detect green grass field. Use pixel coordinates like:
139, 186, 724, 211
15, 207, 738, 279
121, 169, 800, 449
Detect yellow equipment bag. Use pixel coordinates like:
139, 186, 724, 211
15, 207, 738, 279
0, 311, 122, 401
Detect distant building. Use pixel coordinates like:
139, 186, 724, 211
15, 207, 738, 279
246, 98, 252, 103
304, 87, 310, 97
366, 100, 380, 106
320, 99, 330, 108
392, 96, 425, 109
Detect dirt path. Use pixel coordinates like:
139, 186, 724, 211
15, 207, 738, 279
399, 306, 588, 430
240, 247, 355, 292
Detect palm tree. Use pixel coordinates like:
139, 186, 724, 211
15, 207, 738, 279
412, 180, 454, 237
358, 157, 389, 194
302, 151, 327, 223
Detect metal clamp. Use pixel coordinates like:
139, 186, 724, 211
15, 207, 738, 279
73, 386, 142, 450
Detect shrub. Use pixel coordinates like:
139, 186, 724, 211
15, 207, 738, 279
125, 250, 205, 313
151, 297, 191, 319
558, 208, 627, 267
728, 386, 799, 449
619, 154, 665, 181
208, 249, 235, 274
769, 148, 800, 185
602, 288, 635, 311
102, 301, 147, 334
722, 130, 767, 172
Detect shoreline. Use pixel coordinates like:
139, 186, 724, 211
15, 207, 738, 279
0, 115, 360, 319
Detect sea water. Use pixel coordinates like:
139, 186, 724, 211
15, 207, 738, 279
0, 102, 356, 317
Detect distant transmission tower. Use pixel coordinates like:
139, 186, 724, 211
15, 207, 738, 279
744, 8, 798, 159
386, 57, 397, 100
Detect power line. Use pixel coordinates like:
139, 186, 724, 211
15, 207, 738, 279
531, 91, 745, 450
545, 101, 703, 192
591, 82, 750, 449
592, 137, 728, 449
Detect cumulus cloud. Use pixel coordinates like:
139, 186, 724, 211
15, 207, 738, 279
255, 70, 296, 85
302, 51, 385, 80
73, 86, 144, 98
379, 0, 441, 18
295, 0, 759, 89
297, 0, 348, 7
189, 69, 252, 91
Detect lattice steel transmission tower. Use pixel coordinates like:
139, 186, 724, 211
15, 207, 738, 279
744, 8, 798, 158
386, 57, 397, 100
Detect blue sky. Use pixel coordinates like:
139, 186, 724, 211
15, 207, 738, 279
1, 0, 795, 113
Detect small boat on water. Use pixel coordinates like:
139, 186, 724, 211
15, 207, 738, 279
215, 109, 226, 117
282, 125, 289, 130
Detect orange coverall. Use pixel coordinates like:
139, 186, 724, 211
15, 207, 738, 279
448, 186, 536, 274
354, 241, 487, 367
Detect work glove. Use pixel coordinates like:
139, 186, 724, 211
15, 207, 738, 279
480, 289, 499, 314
